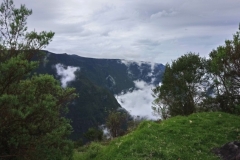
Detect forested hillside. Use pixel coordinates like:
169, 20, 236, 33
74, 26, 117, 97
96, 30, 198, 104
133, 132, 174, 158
34, 51, 164, 141
37, 52, 165, 94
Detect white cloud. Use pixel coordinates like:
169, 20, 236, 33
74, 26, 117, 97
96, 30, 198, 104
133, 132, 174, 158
99, 124, 111, 139
55, 64, 80, 88
134, 81, 148, 89
115, 81, 157, 120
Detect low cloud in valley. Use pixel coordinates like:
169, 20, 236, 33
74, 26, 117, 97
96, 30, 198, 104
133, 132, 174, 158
55, 64, 80, 88
116, 81, 157, 120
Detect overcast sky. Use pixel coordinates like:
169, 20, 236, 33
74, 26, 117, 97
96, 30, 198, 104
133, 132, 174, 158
15, 0, 240, 64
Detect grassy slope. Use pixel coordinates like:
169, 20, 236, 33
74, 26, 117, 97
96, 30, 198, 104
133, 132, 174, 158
74, 112, 240, 160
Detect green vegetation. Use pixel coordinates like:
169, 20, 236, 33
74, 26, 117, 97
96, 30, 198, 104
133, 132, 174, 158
73, 142, 105, 160
153, 26, 240, 119
207, 30, 240, 114
106, 111, 127, 138
74, 112, 240, 160
0, 0, 76, 159
153, 53, 206, 118
84, 128, 103, 142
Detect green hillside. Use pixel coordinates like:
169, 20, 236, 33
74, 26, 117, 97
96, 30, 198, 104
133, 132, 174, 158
75, 112, 240, 160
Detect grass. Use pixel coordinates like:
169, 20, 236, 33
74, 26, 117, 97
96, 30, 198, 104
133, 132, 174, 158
74, 112, 240, 160
73, 142, 104, 160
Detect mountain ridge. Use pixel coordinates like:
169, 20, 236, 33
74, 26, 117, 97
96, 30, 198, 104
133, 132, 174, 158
42, 51, 165, 94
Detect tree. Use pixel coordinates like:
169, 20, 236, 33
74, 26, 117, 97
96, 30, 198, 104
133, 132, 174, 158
106, 111, 126, 138
0, 0, 77, 159
206, 25, 240, 114
152, 53, 207, 118
84, 128, 103, 142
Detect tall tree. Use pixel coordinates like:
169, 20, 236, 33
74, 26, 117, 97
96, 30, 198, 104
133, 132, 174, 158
153, 53, 207, 118
0, 0, 76, 159
207, 25, 240, 114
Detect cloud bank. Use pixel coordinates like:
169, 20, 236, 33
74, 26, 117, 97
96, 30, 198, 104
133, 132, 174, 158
116, 81, 157, 120
55, 64, 80, 88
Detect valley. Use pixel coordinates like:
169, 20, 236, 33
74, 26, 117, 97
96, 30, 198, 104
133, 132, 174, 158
36, 51, 165, 141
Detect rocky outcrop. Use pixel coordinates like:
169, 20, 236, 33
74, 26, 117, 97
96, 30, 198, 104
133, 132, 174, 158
213, 141, 240, 160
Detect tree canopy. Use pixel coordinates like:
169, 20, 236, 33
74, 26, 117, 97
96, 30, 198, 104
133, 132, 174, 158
153, 26, 240, 119
207, 26, 240, 114
0, 0, 76, 159
153, 53, 207, 117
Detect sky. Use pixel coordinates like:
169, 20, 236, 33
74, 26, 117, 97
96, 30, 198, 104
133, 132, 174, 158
14, 0, 240, 64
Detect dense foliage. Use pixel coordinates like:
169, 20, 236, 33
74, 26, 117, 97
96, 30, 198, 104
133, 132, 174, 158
207, 28, 240, 114
153, 53, 207, 118
153, 26, 240, 119
0, 0, 76, 159
84, 128, 103, 142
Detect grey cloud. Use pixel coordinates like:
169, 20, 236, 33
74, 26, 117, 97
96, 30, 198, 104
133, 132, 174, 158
150, 10, 177, 19
134, 39, 161, 47
14, 0, 240, 64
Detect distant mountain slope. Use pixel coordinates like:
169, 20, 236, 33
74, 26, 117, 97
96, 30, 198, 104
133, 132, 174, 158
66, 73, 121, 140
35, 52, 121, 140
35, 51, 165, 140
42, 51, 165, 94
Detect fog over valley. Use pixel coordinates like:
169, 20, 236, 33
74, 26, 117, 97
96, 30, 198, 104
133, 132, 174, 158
116, 81, 157, 120
53, 57, 162, 120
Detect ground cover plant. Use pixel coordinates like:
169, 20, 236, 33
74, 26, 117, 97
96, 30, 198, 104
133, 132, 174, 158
74, 112, 240, 160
